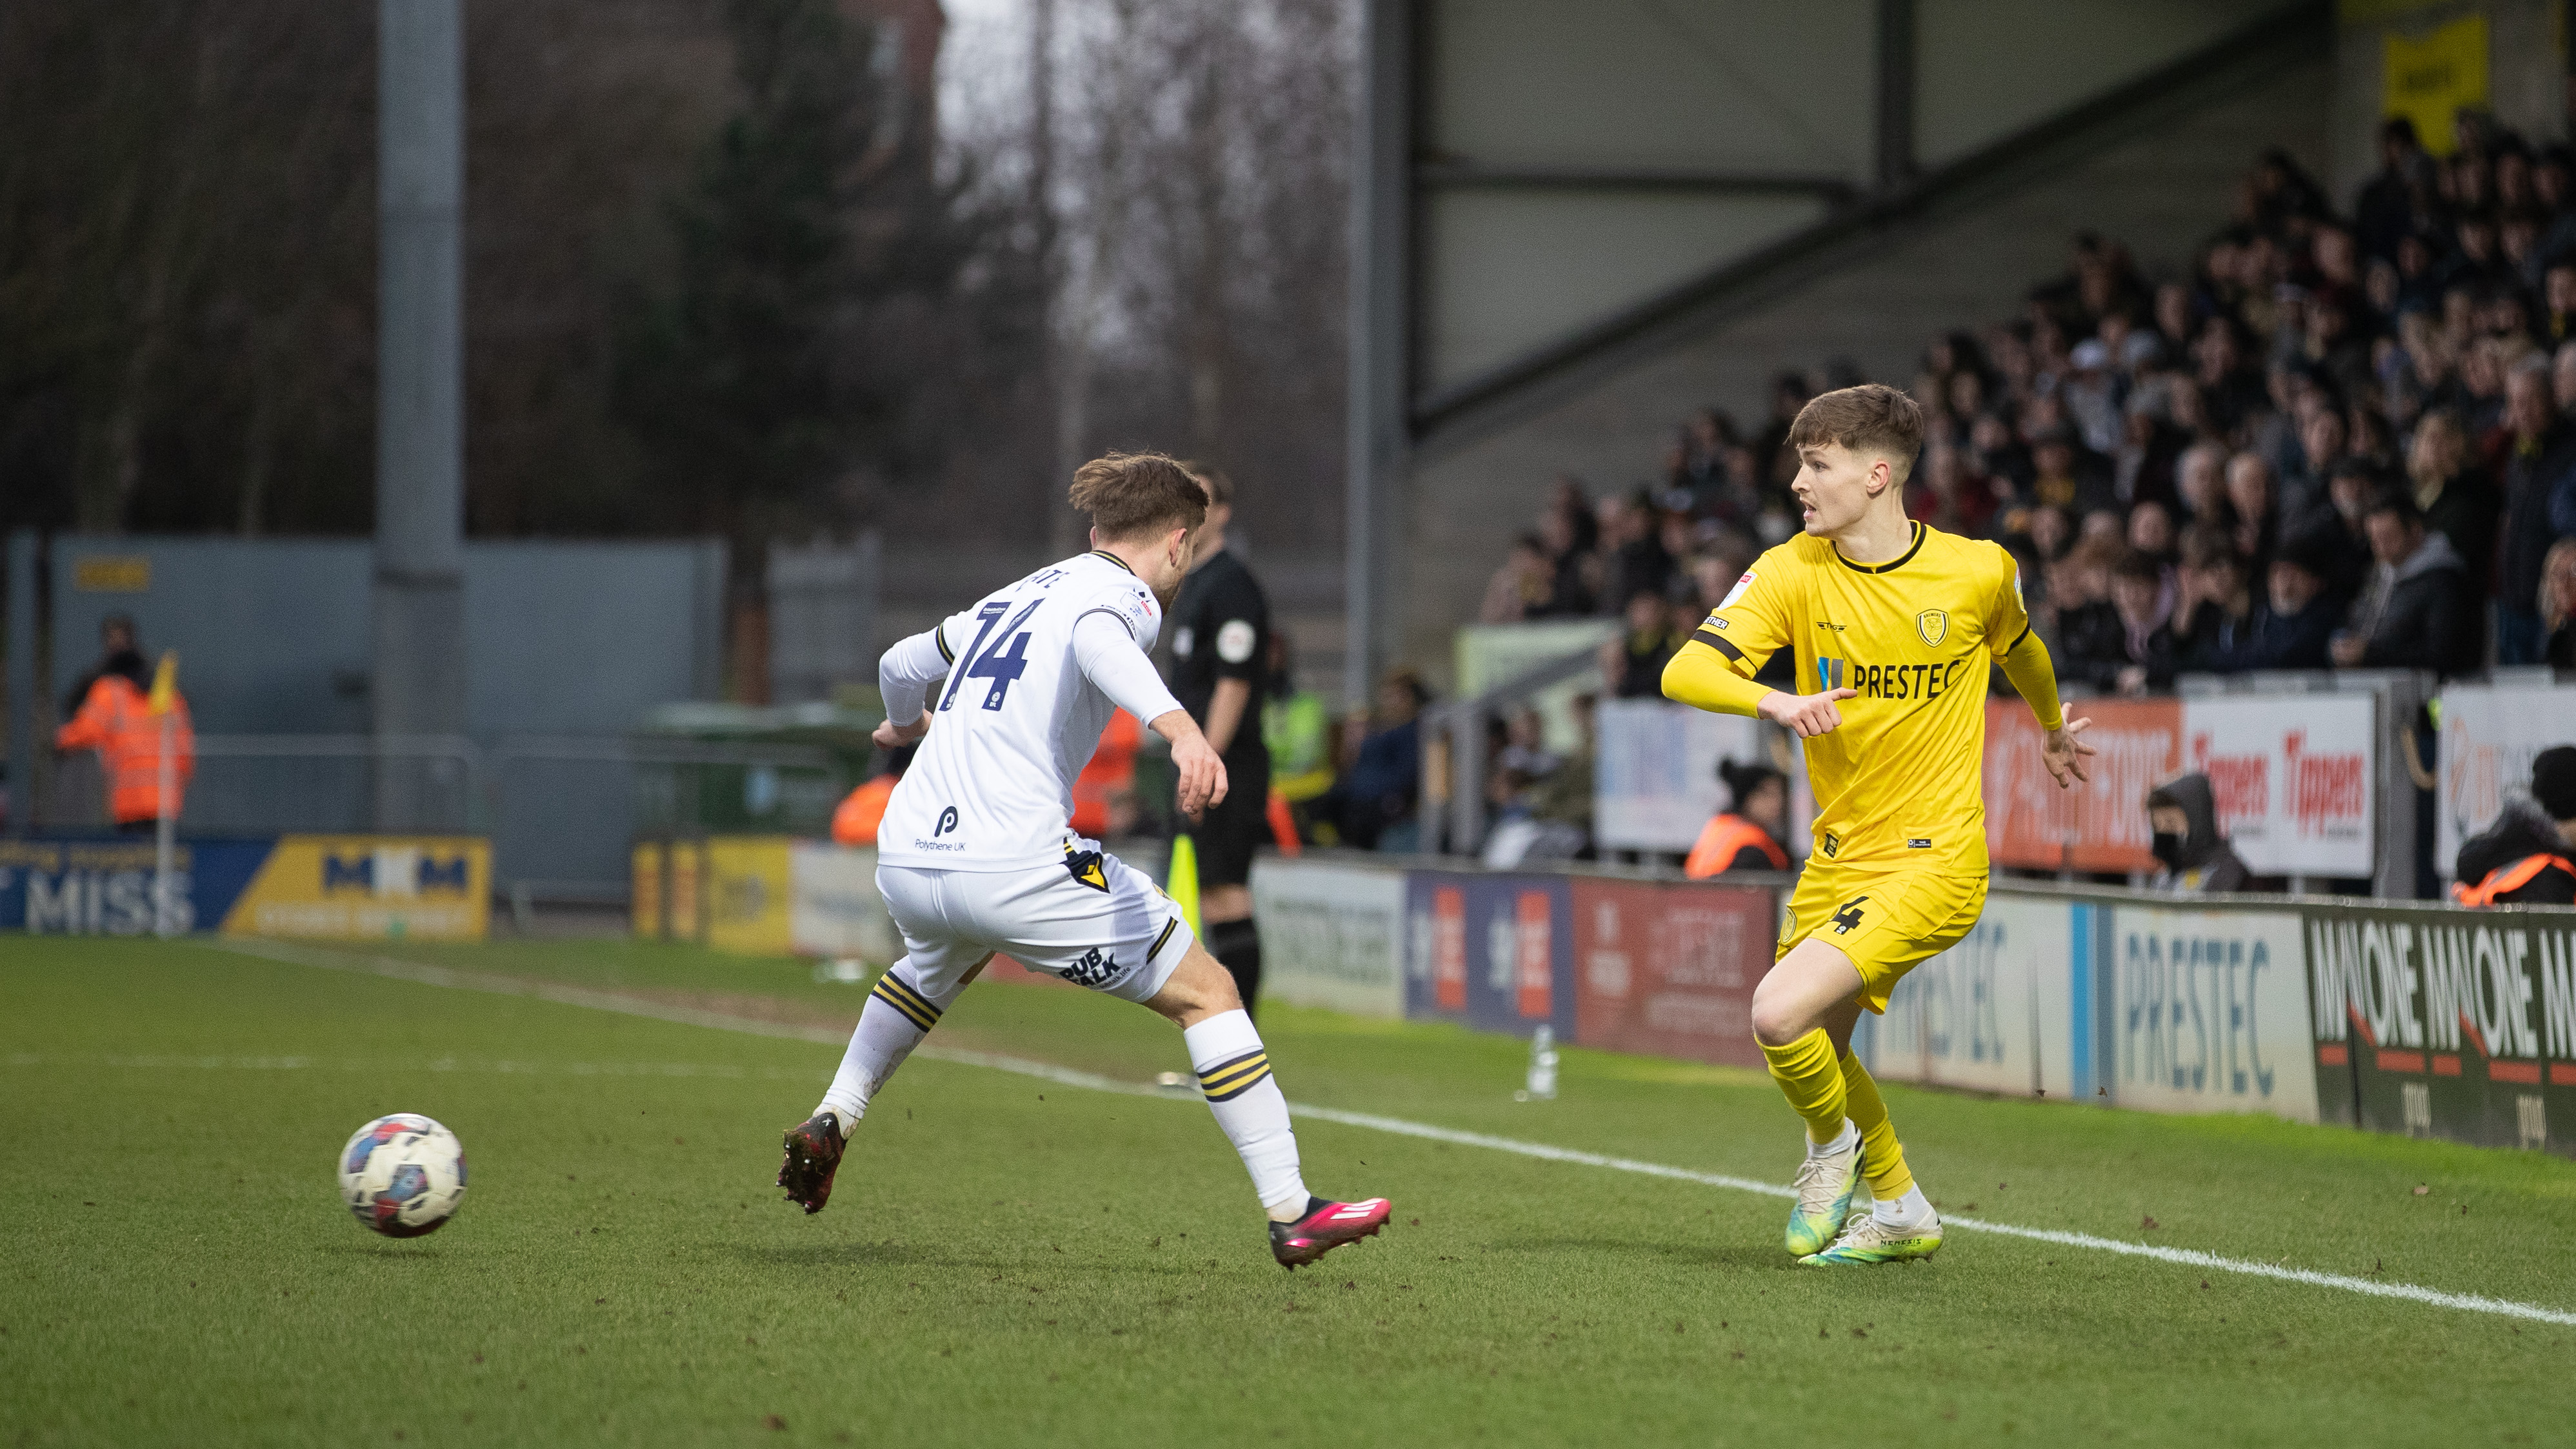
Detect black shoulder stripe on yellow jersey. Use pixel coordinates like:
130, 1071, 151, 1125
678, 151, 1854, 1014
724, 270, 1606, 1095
1088, 549, 1136, 575
2008, 623, 2032, 652
1833, 521, 1926, 575
1693, 627, 1744, 663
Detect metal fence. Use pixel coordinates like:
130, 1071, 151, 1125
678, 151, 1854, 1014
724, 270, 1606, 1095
32, 734, 850, 905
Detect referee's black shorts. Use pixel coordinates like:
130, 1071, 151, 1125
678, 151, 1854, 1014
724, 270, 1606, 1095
1188, 748, 1272, 889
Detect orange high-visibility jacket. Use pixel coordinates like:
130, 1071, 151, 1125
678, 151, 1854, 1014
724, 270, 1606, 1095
1683, 812, 1787, 879
2452, 853, 2576, 906
831, 774, 899, 846
1070, 709, 1141, 839
55, 674, 195, 824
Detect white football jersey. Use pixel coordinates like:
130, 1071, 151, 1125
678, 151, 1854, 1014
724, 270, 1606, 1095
877, 551, 1167, 871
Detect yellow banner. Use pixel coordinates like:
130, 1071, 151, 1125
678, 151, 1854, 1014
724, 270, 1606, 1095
221, 835, 489, 941
2382, 14, 2488, 157
704, 837, 793, 955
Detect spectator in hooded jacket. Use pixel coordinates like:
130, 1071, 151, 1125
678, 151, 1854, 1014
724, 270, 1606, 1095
2144, 774, 2252, 893
2332, 488, 2478, 674
2452, 746, 2576, 905
2495, 359, 2576, 663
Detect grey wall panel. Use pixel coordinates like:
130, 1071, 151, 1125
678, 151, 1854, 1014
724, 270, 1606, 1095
1398, 55, 2333, 679
463, 541, 716, 735
50, 538, 374, 734
1428, 0, 1874, 173
1915, 0, 2301, 166
1425, 189, 1828, 388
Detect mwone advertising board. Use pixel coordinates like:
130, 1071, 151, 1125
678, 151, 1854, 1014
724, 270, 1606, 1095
1570, 875, 1773, 1068
1252, 857, 1407, 1019
1859, 892, 2075, 1099
1404, 870, 1576, 1040
1592, 701, 1766, 854
0, 835, 488, 940
2101, 904, 2317, 1123
2438, 683, 2576, 876
2306, 901, 2576, 1152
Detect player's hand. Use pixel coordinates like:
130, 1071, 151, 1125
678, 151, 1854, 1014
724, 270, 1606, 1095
873, 712, 928, 750
1169, 730, 1230, 822
2042, 715, 2096, 788
1756, 686, 1858, 738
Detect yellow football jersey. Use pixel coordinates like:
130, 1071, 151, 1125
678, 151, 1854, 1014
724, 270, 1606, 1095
1692, 521, 2027, 873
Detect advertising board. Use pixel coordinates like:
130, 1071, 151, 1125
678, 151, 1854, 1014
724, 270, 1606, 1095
788, 843, 901, 963
0, 835, 488, 941
1251, 857, 1407, 1018
1569, 875, 1772, 1068
1983, 698, 2179, 872
2102, 904, 2317, 1122
1404, 870, 1575, 1039
2437, 683, 2576, 875
1592, 702, 1766, 854
2306, 903, 2576, 1152
1860, 893, 2075, 1099
2180, 695, 2375, 877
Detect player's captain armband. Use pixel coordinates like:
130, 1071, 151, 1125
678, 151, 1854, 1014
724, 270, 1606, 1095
1719, 570, 1758, 608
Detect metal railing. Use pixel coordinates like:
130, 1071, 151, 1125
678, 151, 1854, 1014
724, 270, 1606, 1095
52, 733, 848, 905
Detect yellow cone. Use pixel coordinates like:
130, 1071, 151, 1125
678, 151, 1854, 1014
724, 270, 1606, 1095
1166, 832, 1201, 938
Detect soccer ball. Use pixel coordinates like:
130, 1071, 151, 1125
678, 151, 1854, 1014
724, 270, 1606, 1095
338, 1113, 467, 1237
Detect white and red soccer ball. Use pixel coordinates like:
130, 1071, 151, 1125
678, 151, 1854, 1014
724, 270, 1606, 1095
338, 1114, 467, 1237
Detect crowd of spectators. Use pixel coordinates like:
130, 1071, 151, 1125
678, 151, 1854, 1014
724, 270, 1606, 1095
1482, 118, 2576, 693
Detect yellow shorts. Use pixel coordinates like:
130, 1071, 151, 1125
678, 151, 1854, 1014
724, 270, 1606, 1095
1775, 863, 1988, 1014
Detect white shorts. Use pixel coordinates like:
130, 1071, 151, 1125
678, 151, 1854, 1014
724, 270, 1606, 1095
874, 848, 1192, 1004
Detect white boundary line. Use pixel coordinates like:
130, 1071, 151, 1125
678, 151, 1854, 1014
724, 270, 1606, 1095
208, 938, 2576, 1328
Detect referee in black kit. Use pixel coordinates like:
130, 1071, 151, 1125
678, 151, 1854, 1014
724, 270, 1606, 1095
1170, 465, 1272, 1019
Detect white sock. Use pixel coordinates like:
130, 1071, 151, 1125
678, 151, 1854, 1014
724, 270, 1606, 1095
1183, 1010, 1308, 1215
1807, 1120, 1858, 1158
1872, 1185, 1935, 1228
817, 961, 954, 1130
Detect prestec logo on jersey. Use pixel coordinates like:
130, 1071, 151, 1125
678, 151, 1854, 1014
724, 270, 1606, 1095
1812, 653, 1973, 702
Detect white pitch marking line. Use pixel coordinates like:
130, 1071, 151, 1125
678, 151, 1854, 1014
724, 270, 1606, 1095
208, 938, 2576, 1328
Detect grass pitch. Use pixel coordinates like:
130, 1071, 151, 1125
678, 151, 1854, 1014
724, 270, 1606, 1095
6, 935, 2576, 1446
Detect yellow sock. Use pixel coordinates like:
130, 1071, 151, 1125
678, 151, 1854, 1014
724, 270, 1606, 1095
1839, 1049, 1915, 1201
1759, 1028, 1847, 1144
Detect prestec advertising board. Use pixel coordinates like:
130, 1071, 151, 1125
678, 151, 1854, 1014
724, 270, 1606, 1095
2306, 902, 2576, 1152
1859, 892, 2076, 1100
2101, 903, 2319, 1123
1569, 875, 1772, 1068
1404, 869, 1575, 1040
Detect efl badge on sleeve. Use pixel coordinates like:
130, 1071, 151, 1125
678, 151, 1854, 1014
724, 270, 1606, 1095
1915, 610, 1949, 647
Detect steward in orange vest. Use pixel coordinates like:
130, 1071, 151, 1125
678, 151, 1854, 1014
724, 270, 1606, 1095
2452, 747, 2576, 906
1684, 759, 1790, 878
830, 744, 915, 848
54, 650, 194, 830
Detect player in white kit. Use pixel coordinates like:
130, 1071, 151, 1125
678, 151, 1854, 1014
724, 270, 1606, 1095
777, 452, 1390, 1268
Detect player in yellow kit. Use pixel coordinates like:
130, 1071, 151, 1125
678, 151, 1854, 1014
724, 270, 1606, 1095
1663, 383, 2094, 1265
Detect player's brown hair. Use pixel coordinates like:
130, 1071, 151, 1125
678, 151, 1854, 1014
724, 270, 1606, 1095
1068, 452, 1210, 541
1786, 383, 1925, 481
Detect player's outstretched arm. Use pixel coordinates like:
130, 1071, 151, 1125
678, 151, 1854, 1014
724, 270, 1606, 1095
1066, 609, 1228, 819
1662, 642, 1855, 737
1997, 627, 2095, 788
